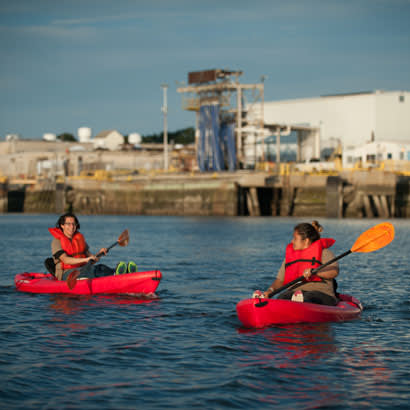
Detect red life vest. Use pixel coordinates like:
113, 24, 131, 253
284, 238, 335, 285
49, 227, 87, 270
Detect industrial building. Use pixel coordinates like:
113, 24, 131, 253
343, 140, 410, 169
0, 128, 165, 179
263, 90, 410, 146
260, 90, 410, 166
93, 130, 125, 151
178, 69, 410, 170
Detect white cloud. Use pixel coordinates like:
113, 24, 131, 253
51, 13, 144, 26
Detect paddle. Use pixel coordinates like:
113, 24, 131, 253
265, 222, 395, 299
66, 229, 130, 289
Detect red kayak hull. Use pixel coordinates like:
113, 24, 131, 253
236, 294, 362, 327
15, 270, 162, 295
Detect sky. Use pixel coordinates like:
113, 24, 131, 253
1, 0, 410, 140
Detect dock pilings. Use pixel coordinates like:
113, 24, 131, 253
1, 172, 409, 218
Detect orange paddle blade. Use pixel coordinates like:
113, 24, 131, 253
351, 222, 395, 253
118, 229, 129, 247
67, 269, 80, 290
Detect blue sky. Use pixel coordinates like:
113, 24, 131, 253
1, 0, 409, 139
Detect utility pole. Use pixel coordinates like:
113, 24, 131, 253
161, 83, 169, 171
260, 75, 266, 164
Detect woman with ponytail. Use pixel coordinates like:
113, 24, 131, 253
256, 220, 339, 305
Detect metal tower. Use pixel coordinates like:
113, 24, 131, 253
177, 69, 264, 170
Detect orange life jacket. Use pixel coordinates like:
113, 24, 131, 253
49, 227, 87, 270
284, 238, 335, 285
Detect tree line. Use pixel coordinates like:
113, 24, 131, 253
57, 127, 195, 145
141, 127, 194, 145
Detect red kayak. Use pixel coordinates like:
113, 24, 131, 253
15, 270, 162, 295
236, 294, 362, 327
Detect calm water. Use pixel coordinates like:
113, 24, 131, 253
1, 215, 409, 409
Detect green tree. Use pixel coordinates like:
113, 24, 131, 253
142, 127, 195, 145
57, 133, 77, 142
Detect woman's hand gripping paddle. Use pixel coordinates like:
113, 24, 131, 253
265, 222, 395, 299
66, 229, 130, 290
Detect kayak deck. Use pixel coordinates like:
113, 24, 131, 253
15, 270, 162, 295
236, 294, 363, 328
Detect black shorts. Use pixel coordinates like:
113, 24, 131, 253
277, 289, 338, 306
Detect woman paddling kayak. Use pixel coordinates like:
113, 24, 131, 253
239, 222, 394, 327
47, 212, 137, 280
254, 221, 339, 305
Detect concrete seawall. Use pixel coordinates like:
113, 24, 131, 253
64, 178, 238, 216
2, 171, 410, 218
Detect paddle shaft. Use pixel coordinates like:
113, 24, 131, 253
78, 239, 121, 272
95, 240, 119, 258
267, 249, 351, 298
311, 249, 351, 275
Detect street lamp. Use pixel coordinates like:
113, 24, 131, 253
161, 83, 169, 171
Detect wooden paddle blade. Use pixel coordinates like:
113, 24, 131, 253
118, 229, 129, 247
66, 269, 80, 290
351, 222, 395, 253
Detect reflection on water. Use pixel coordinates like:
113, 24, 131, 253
48, 294, 158, 314
344, 343, 392, 387
236, 323, 396, 408
236, 324, 341, 407
238, 323, 337, 368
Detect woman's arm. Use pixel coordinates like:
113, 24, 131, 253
59, 253, 96, 266
262, 260, 285, 297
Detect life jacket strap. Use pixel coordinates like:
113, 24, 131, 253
285, 257, 323, 268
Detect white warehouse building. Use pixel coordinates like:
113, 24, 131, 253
258, 90, 410, 165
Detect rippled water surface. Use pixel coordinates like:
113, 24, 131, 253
1, 215, 409, 409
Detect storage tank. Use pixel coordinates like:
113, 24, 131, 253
43, 133, 57, 141
128, 132, 142, 145
6, 134, 19, 141
78, 127, 92, 143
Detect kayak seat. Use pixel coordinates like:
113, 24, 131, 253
44, 257, 56, 276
